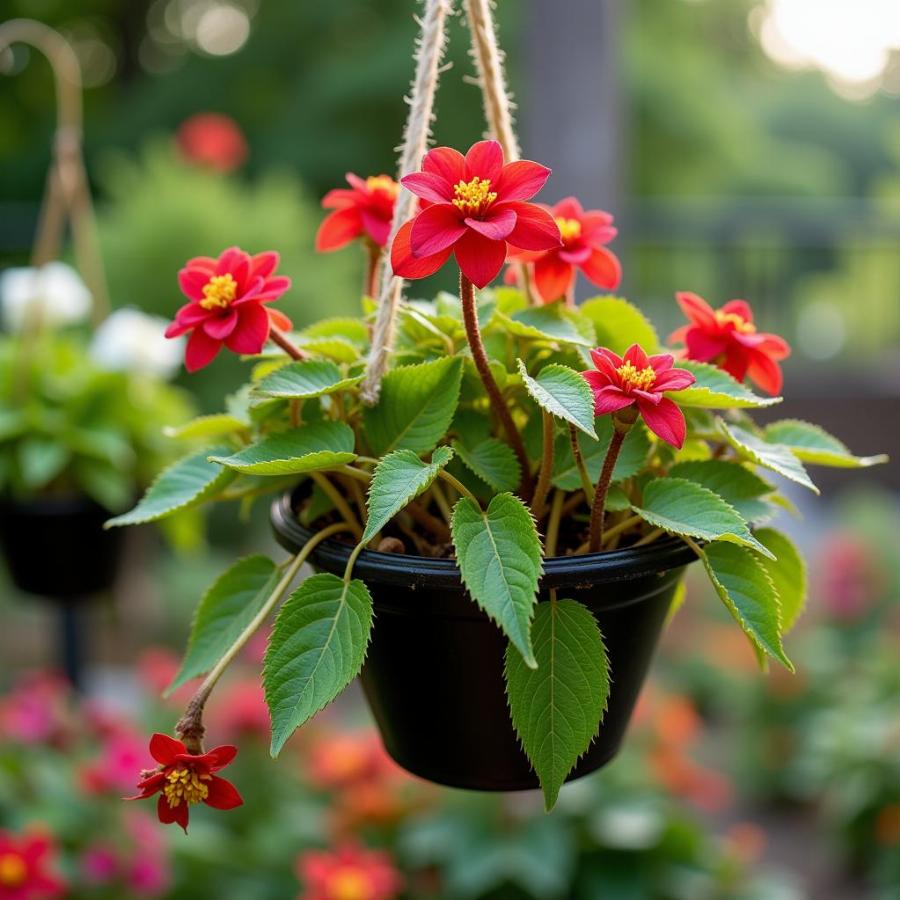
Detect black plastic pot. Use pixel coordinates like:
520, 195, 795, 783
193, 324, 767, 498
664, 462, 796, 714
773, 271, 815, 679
0, 494, 124, 599
271, 489, 696, 792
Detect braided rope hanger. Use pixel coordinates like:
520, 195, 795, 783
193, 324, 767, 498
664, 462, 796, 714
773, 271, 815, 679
361, 0, 521, 404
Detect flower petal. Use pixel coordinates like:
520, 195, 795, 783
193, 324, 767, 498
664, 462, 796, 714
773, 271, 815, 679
422, 146, 467, 185
558, 244, 592, 265
126, 772, 166, 800
552, 196, 584, 219
157, 794, 189, 831
676, 291, 717, 328
253, 275, 292, 302
623, 343, 650, 369
465, 140, 504, 182
503, 202, 562, 251
203, 309, 238, 340
185, 328, 222, 372
533, 252, 573, 303
746, 351, 783, 396
464, 207, 516, 241
685, 328, 728, 362
400, 171, 453, 204
722, 299, 754, 323
315, 208, 363, 252
638, 397, 686, 448
149, 733, 186, 766
225, 303, 270, 354
361, 209, 392, 247
590, 347, 623, 371
179, 268, 211, 302
592, 385, 635, 416
391, 219, 453, 280
204, 775, 244, 810
579, 245, 621, 290
410, 204, 467, 256
202, 745, 238, 771
268, 307, 293, 331
321, 188, 358, 209
215, 247, 249, 284
454, 230, 507, 289
494, 160, 552, 202
654, 367, 696, 392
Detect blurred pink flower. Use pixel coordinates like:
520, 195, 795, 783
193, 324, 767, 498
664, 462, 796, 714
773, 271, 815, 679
816, 531, 882, 621
0, 829, 65, 899
207, 679, 270, 741
80, 729, 154, 795
296, 843, 402, 900
80, 845, 119, 885
176, 113, 248, 172
135, 648, 194, 703
0, 673, 70, 746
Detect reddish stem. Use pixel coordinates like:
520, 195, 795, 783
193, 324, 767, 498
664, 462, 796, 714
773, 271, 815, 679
269, 325, 307, 361
459, 271, 533, 498
587, 418, 632, 552
363, 239, 381, 300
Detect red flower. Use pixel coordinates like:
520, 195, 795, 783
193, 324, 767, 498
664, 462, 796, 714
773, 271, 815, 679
296, 843, 402, 900
669, 292, 790, 396
165, 246, 293, 372
582, 344, 696, 448
0, 831, 64, 899
507, 196, 621, 302
176, 113, 248, 172
127, 734, 242, 832
316, 174, 400, 252
391, 139, 561, 289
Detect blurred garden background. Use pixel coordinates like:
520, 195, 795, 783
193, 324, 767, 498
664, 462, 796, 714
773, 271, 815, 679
1, 0, 899, 897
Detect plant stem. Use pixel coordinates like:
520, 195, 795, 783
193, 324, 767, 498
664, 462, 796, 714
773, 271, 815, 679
438, 468, 481, 507
338, 465, 372, 482
601, 513, 642, 545
343, 541, 367, 583
405, 500, 451, 543
569, 424, 594, 503
311, 472, 362, 540
459, 271, 533, 498
532, 410, 555, 519
429, 481, 453, 525
269, 325, 307, 361
633, 528, 664, 547
175, 522, 351, 752
587, 423, 630, 553
363, 239, 381, 299
545, 489, 564, 557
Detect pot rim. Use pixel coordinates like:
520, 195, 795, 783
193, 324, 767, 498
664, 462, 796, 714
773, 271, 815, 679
270, 488, 698, 590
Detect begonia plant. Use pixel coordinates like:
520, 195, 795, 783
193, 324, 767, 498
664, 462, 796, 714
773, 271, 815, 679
109, 135, 886, 817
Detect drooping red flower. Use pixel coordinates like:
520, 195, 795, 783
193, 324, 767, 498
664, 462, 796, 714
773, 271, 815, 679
316, 174, 400, 252
165, 246, 293, 372
0, 831, 65, 899
582, 344, 696, 448
127, 734, 242, 832
391, 140, 561, 289
176, 113, 248, 172
669, 292, 790, 396
296, 843, 402, 900
507, 196, 621, 302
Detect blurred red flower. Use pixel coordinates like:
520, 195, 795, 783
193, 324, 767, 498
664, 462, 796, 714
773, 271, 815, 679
391, 139, 560, 288
296, 843, 402, 900
582, 344, 695, 448
0, 673, 70, 747
0, 831, 64, 899
166, 246, 293, 371
305, 732, 395, 790
207, 680, 270, 741
176, 113, 248, 172
81, 728, 154, 795
316, 174, 400, 252
127, 734, 242, 832
507, 196, 621, 302
669, 292, 790, 396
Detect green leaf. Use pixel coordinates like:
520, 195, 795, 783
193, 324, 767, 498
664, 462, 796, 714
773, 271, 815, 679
754, 528, 806, 633
363, 357, 463, 455
169, 556, 278, 693
551, 418, 650, 491
164, 414, 249, 441
517, 360, 596, 437
668, 459, 775, 523
17, 438, 69, 490
452, 438, 521, 493
674, 361, 782, 409
505, 599, 609, 810
579, 296, 659, 356
295, 336, 361, 363
253, 360, 363, 399
362, 447, 454, 544
494, 301, 593, 347
701, 542, 793, 670
451, 493, 543, 667
764, 419, 888, 469
632, 477, 774, 558
209, 422, 356, 475
719, 421, 819, 494
300, 317, 369, 345
264, 573, 373, 756
106, 446, 235, 527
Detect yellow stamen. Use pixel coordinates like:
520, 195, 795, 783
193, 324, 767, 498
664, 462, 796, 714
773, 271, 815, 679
616, 361, 657, 391
200, 273, 238, 311
162, 766, 211, 808
451, 176, 497, 217
715, 310, 756, 334
329, 869, 370, 900
555, 217, 582, 243
0, 854, 26, 887
366, 175, 399, 198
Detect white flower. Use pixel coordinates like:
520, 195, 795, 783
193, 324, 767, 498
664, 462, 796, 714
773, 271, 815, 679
0, 262, 92, 331
90, 308, 184, 380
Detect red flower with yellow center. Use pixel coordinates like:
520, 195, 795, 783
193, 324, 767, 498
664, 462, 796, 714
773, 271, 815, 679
582, 344, 696, 448
296, 844, 402, 900
0, 831, 64, 900
669, 292, 790, 396
391, 139, 561, 288
165, 246, 293, 372
507, 196, 621, 302
127, 734, 242, 832
316, 174, 400, 252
